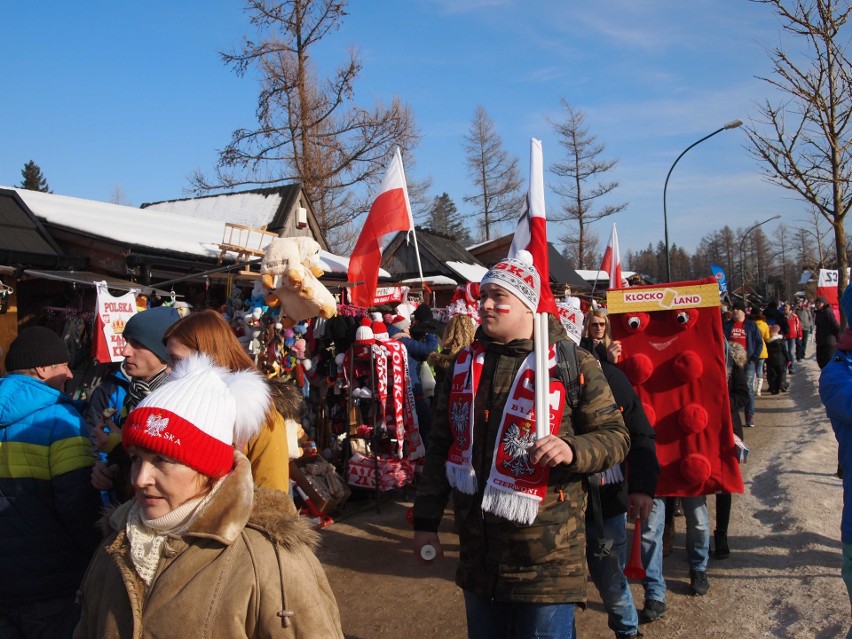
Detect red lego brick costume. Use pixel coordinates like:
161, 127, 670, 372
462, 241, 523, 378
606, 278, 743, 497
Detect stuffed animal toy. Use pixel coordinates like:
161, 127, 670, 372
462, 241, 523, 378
259, 237, 337, 327
607, 278, 744, 497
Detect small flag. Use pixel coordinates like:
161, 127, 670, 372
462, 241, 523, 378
599, 223, 625, 290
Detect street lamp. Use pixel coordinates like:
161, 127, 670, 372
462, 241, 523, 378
663, 119, 743, 282
739, 215, 782, 305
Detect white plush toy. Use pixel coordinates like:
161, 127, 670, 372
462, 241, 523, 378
260, 237, 337, 328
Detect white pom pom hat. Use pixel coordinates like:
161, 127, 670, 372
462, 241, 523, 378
123, 353, 270, 478
480, 249, 541, 312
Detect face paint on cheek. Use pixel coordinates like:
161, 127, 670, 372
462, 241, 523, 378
495, 305, 512, 314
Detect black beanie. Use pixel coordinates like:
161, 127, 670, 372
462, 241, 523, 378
5, 326, 70, 371
413, 304, 433, 323
122, 306, 181, 363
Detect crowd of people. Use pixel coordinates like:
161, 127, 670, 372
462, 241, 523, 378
1, 266, 847, 638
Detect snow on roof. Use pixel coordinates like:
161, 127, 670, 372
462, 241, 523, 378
144, 192, 283, 229
319, 251, 389, 277
9, 187, 227, 258
575, 269, 637, 281
445, 261, 489, 283
400, 275, 457, 286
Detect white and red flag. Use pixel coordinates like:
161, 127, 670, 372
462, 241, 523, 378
347, 148, 415, 308
509, 138, 558, 315
599, 222, 625, 289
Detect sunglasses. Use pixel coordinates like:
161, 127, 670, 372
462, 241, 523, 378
589, 322, 607, 327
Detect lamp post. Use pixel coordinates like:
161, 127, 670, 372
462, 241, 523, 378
663, 119, 743, 282
739, 215, 782, 305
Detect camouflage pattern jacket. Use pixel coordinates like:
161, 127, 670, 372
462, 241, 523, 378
413, 320, 629, 604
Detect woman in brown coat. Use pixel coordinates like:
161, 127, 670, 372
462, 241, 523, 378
74, 354, 343, 638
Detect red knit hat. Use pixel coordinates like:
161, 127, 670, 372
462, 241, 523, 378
355, 317, 375, 346
123, 353, 270, 478
372, 320, 389, 341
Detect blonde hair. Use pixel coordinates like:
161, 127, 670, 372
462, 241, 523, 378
583, 309, 612, 349
441, 314, 476, 355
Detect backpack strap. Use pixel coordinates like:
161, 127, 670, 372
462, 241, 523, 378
554, 338, 583, 411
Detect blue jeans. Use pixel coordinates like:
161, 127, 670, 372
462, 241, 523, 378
744, 361, 756, 423
463, 591, 575, 639
640, 497, 667, 604
786, 338, 796, 370
586, 513, 639, 638
681, 496, 710, 572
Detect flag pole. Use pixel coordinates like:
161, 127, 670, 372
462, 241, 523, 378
528, 140, 550, 440
396, 147, 426, 291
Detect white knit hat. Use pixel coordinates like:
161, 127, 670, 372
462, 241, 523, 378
123, 353, 270, 478
480, 250, 541, 312
355, 317, 375, 345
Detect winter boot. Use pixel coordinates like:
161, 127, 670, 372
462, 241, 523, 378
663, 521, 674, 557
756, 378, 763, 397
714, 530, 730, 559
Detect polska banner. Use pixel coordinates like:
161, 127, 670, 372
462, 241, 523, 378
817, 268, 851, 310
92, 283, 138, 363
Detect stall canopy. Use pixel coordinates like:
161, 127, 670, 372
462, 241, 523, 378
23, 269, 175, 296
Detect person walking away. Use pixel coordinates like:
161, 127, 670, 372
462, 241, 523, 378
723, 302, 762, 427
411, 253, 629, 639
815, 296, 841, 369
0, 327, 102, 638
751, 310, 770, 398
74, 354, 343, 638
796, 299, 813, 361
766, 325, 790, 394
715, 341, 749, 559
784, 303, 801, 374
585, 359, 659, 639
819, 283, 852, 639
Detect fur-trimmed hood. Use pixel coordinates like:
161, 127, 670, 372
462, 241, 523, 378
729, 341, 747, 369
100, 451, 317, 552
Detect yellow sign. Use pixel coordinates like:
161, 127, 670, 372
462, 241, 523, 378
606, 282, 721, 314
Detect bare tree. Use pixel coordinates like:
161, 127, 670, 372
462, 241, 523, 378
190, 0, 419, 251
462, 106, 524, 241
549, 100, 626, 270
561, 226, 601, 271
747, 0, 852, 313
110, 185, 130, 206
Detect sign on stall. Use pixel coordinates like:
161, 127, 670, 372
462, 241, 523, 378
92, 282, 138, 363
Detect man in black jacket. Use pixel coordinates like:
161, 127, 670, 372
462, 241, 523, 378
814, 296, 841, 369
585, 359, 659, 639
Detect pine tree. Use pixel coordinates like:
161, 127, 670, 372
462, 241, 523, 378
19, 160, 50, 192
426, 193, 473, 246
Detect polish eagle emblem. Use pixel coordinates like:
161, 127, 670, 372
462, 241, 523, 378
144, 414, 170, 437
501, 423, 536, 476
451, 400, 470, 447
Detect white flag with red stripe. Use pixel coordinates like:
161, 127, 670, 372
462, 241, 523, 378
599, 223, 625, 289
508, 138, 558, 315
347, 148, 414, 308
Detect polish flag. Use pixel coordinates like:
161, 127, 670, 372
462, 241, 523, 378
347, 148, 414, 308
599, 223, 625, 289
509, 138, 559, 315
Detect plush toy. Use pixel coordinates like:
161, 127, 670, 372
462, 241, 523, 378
607, 278, 744, 497
249, 280, 269, 316
260, 237, 337, 328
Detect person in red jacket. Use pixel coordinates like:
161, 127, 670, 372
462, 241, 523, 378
784, 303, 802, 375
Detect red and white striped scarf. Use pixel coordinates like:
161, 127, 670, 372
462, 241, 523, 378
446, 341, 565, 525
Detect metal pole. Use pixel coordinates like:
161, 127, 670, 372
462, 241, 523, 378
663, 120, 742, 282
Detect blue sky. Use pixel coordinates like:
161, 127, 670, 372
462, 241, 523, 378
1, 1, 814, 257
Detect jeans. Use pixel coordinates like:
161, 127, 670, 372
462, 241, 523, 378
640, 497, 667, 604
680, 496, 710, 572
785, 338, 797, 370
586, 513, 639, 638
463, 591, 575, 639
744, 360, 756, 424
754, 358, 765, 390
798, 330, 811, 360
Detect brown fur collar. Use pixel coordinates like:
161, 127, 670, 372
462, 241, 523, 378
729, 342, 747, 368
98, 451, 318, 552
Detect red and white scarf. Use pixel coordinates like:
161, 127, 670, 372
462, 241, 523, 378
446, 341, 565, 525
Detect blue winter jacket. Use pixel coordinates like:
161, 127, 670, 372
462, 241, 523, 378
819, 349, 852, 543
723, 319, 763, 363
0, 374, 101, 604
